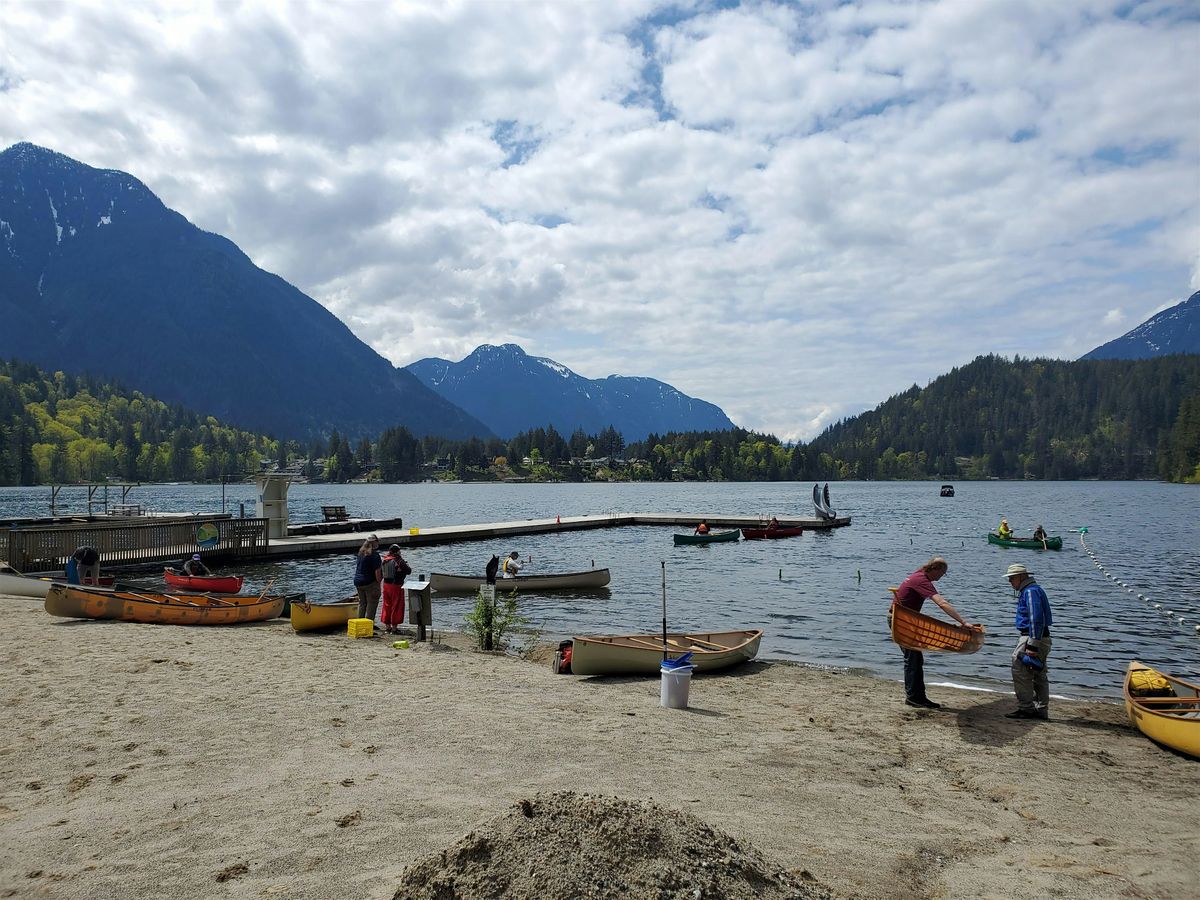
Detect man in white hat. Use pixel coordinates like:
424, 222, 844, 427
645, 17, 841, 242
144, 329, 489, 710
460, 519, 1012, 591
1004, 563, 1053, 720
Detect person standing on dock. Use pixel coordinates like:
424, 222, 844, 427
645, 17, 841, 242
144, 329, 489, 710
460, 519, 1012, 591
353, 534, 383, 624
1004, 563, 1053, 721
380, 544, 412, 634
892, 556, 977, 710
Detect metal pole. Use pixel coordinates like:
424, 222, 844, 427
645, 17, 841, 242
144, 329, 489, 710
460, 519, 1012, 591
661, 560, 667, 661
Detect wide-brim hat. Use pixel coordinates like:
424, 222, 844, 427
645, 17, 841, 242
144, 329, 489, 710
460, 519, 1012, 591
1005, 563, 1029, 579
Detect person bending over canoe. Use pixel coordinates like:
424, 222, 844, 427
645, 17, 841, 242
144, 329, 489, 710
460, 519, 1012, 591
892, 556, 979, 710
183, 554, 211, 577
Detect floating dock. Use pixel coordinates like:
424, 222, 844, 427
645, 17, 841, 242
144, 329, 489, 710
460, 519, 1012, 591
2, 512, 849, 574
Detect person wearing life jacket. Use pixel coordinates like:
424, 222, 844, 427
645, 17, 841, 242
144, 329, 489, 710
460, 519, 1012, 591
501, 551, 522, 578
379, 544, 412, 634
997, 518, 1013, 541
183, 553, 211, 577
694, 520, 710, 535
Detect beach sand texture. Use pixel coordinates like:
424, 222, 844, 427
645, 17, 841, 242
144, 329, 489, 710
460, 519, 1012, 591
2, 595, 1198, 899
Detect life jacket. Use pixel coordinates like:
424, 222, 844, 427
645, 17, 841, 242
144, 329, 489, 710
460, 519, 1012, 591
696, 524, 709, 534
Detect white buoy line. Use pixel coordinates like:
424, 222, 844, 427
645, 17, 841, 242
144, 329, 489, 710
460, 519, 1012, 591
1078, 529, 1200, 635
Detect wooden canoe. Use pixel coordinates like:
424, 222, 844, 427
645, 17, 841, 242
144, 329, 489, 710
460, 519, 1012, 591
741, 525, 804, 540
888, 599, 985, 654
164, 568, 245, 594
45, 583, 286, 626
429, 568, 611, 592
1123, 661, 1200, 759
569, 629, 762, 676
291, 597, 358, 632
673, 530, 740, 546
0, 567, 113, 599
987, 532, 1062, 550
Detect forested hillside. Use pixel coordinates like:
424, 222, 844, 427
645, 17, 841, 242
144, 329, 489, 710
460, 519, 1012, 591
0, 360, 279, 485
808, 355, 1200, 481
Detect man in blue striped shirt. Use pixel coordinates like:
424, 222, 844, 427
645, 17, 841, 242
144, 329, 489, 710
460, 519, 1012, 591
1004, 563, 1053, 720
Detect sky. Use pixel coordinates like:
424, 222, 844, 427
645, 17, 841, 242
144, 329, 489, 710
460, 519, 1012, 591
1, 0, 1197, 441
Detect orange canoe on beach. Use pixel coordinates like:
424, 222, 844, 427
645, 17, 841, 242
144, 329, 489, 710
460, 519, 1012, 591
888, 598, 985, 654
45, 583, 287, 625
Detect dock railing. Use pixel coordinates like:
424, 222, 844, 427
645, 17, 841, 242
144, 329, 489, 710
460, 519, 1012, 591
0, 516, 270, 574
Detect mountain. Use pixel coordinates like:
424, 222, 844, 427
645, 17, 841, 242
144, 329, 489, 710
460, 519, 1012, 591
806, 354, 1200, 480
407, 344, 736, 441
1081, 292, 1200, 360
0, 142, 491, 441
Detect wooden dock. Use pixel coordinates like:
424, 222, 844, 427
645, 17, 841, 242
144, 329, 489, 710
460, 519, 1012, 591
3, 512, 849, 575
261, 513, 851, 561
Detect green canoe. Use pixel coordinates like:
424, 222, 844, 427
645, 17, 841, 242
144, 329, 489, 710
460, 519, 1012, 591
987, 532, 1062, 551
674, 529, 741, 546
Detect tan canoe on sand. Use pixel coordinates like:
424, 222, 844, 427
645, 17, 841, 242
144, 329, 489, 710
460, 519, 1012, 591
46, 583, 286, 626
888, 597, 985, 654
569, 629, 762, 676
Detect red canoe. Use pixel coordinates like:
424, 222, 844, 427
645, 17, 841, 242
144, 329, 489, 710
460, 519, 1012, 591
741, 525, 804, 540
163, 568, 245, 594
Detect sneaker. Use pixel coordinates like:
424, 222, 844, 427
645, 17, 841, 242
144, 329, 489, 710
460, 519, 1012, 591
1005, 708, 1039, 719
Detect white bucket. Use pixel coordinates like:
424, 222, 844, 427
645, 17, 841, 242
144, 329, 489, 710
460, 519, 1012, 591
660, 664, 695, 709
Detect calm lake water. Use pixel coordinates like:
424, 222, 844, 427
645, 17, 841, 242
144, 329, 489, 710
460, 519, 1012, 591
3, 480, 1197, 700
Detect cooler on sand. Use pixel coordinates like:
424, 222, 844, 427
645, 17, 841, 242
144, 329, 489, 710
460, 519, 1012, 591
660, 655, 695, 709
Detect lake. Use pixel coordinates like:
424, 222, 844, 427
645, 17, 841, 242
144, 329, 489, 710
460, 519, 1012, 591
2, 480, 1197, 699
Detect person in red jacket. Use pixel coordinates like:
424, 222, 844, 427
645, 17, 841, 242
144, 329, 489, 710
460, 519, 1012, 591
380, 544, 412, 634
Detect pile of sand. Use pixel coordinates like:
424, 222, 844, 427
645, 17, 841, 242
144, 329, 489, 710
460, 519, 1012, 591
393, 792, 834, 899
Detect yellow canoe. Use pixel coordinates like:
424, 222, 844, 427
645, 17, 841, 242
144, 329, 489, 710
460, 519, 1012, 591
1123, 661, 1200, 759
46, 583, 285, 626
290, 598, 358, 632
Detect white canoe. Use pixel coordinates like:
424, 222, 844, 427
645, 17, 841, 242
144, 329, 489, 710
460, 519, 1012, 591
0, 568, 53, 599
570, 629, 763, 676
429, 568, 611, 593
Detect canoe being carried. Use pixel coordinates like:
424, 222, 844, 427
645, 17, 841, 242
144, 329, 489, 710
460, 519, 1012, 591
987, 532, 1062, 551
1123, 660, 1200, 759
741, 525, 803, 540
164, 568, 245, 594
570, 629, 762, 676
888, 600, 985, 654
291, 597, 358, 632
46, 583, 287, 626
673, 530, 740, 546
430, 568, 611, 593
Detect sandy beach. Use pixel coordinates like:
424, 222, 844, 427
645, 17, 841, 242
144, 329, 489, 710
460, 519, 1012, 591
1, 595, 1197, 899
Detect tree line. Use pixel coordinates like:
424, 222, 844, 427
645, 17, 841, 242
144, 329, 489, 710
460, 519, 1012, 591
1, 354, 1197, 486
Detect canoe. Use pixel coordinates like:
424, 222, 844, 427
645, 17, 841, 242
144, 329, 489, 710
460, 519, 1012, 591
1123, 661, 1200, 759
164, 568, 245, 594
291, 597, 358, 632
673, 530, 740, 545
741, 525, 804, 540
45, 583, 286, 626
0, 567, 113, 599
569, 629, 763, 676
987, 532, 1062, 551
888, 596, 985, 653
430, 568, 611, 592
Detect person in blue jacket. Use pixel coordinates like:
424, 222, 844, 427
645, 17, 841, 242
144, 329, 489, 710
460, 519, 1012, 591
1004, 563, 1053, 720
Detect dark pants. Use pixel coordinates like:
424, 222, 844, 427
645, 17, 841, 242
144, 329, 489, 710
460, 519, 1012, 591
902, 647, 926, 702
355, 582, 381, 622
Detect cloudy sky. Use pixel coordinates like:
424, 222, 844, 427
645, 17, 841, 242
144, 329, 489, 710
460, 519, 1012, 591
2, 0, 1197, 440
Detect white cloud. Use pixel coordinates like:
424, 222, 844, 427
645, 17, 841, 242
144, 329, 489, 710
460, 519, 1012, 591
1, 0, 1196, 442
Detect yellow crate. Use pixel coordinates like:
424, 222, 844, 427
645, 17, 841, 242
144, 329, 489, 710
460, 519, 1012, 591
347, 618, 374, 638
409, 527, 419, 535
